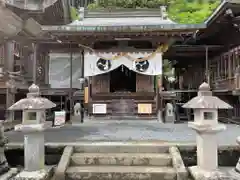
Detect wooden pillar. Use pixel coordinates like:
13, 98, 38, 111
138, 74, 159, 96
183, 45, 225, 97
4, 41, 15, 122
156, 75, 163, 122
228, 52, 232, 79
32, 43, 38, 84
156, 75, 159, 113
21, 48, 29, 75
69, 43, 73, 115
81, 50, 84, 90
44, 51, 49, 85
205, 46, 210, 84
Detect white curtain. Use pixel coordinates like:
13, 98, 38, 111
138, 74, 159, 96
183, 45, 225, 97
49, 53, 82, 88
84, 52, 162, 77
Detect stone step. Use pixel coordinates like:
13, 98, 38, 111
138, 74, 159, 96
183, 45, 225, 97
71, 153, 172, 166
0, 168, 19, 180
74, 144, 169, 153
66, 166, 177, 180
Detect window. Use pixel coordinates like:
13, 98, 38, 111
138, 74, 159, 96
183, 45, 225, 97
28, 112, 36, 120
204, 112, 213, 120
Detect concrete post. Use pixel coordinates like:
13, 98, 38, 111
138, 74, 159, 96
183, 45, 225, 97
4, 41, 15, 122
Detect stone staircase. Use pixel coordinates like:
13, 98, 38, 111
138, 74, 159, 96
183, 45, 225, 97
54, 143, 188, 180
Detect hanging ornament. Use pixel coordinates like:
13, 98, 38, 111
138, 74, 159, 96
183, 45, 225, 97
135, 58, 150, 72
96, 58, 111, 71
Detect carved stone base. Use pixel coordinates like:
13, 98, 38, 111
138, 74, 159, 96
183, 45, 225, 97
189, 166, 237, 180
12, 167, 54, 180
0, 168, 18, 180
0, 161, 9, 175
13, 170, 48, 180
235, 157, 240, 172
0, 147, 9, 176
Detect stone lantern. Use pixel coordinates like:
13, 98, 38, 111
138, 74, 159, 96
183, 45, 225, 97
8, 84, 56, 179
182, 82, 232, 179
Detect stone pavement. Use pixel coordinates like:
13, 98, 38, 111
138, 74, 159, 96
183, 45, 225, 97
4, 120, 240, 147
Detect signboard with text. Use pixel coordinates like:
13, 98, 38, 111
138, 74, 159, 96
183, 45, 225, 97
54, 111, 66, 126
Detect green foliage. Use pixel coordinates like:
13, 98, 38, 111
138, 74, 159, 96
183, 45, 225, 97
70, 6, 79, 21
88, 0, 168, 9
87, 0, 221, 24
168, 0, 220, 24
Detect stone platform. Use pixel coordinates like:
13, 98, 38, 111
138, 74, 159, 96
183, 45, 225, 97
4, 120, 240, 148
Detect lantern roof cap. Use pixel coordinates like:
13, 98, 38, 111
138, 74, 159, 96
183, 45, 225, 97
199, 82, 210, 91
8, 84, 56, 110
182, 82, 232, 109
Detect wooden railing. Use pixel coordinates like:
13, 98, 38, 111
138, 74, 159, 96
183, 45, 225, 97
213, 78, 235, 91
92, 92, 155, 100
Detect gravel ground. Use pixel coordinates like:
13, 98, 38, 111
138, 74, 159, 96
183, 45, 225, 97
4, 120, 240, 146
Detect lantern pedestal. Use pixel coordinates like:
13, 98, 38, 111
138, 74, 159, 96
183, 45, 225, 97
189, 123, 226, 171
234, 137, 240, 173
13, 167, 53, 180
189, 166, 235, 180
13, 123, 50, 180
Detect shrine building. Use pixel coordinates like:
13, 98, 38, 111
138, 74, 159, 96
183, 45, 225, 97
1, 0, 240, 122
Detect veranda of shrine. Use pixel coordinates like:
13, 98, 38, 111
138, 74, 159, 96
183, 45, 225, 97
1, 0, 240, 122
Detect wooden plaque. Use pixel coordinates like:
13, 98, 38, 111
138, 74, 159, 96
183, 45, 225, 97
138, 104, 152, 114
92, 104, 107, 114
84, 87, 89, 103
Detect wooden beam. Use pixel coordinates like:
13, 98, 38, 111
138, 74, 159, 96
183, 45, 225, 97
4, 41, 15, 122
32, 43, 38, 84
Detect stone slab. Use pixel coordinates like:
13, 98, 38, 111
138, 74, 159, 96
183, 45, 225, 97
53, 146, 73, 180
15, 123, 46, 133
0, 168, 18, 180
169, 146, 188, 180
74, 143, 169, 153
71, 152, 172, 166
12, 167, 54, 180
189, 166, 238, 180
188, 122, 226, 133
228, 169, 240, 179
66, 166, 177, 180
13, 170, 48, 180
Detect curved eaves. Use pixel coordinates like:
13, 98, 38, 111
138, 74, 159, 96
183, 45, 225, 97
0, 4, 23, 41
5, 0, 71, 25
5, 0, 58, 10
0, 4, 46, 43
